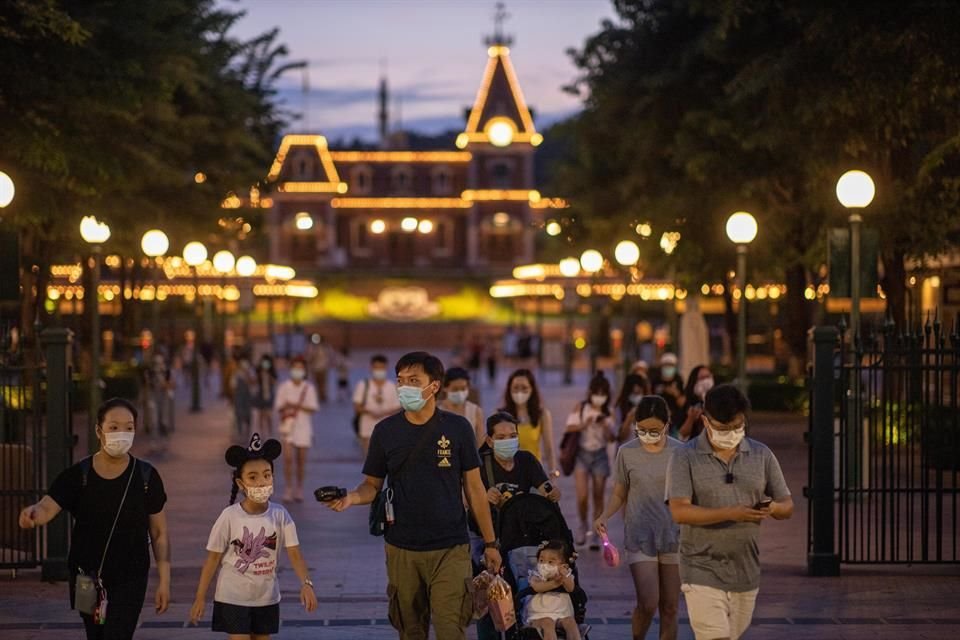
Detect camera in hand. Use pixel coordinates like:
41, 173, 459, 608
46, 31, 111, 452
314, 486, 347, 502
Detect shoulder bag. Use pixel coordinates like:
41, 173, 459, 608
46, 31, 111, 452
75, 459, 137, 620
559, 404, 585, 477
279, 383, 309, 436
369, 421, 437, 536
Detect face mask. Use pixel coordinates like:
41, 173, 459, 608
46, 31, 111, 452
261, 361, 271, 370
511, 390, 531, 405
290, 368, 306, 381
102, 431, 134, 457
628, 394, 644, 406
537, 562, 558, 579
708, 425, 745, 450
447, 389, 468, 405
371, 369, 387, 381
397, 385, 431, 412
492, 437, 519, 460
590, 394, 607, 408
693, 376, 715, 399
661, 366, 677, 379
244, 484, 274, 504
637, 429, 664, 445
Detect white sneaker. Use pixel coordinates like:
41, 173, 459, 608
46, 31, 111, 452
575, 523, 587, 546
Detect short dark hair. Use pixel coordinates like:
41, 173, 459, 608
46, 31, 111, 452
704, 383, 750, 422
444, 367, 470, 386
538, 539, 574, 564
290, 355, 307, 367
395, 351, 444, 383
486, 411, 519, 436
97, 397, 138, 427
371, 354, 388, 365
635, 396, 670, 424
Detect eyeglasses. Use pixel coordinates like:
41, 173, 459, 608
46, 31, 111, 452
635, 429, 664, 437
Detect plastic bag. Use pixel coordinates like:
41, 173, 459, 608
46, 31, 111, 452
470, 571, 495, 620
601, 532, 621, 567
488, 574, 516, 631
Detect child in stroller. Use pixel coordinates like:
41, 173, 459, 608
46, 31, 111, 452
495, 492, 590, 639
527, 540, 581, 640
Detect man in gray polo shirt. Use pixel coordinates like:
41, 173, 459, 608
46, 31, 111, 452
666, 384, 793, 640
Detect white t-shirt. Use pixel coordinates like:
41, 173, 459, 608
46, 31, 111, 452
566, 403, 614, 452
274, 380, 319, 448
353, 379, 401, 438
206, 502, 299, 607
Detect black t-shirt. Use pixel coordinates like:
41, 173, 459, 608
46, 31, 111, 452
363, 408, 480, 551
477, 446, 549, 493
49, 456, 167, 584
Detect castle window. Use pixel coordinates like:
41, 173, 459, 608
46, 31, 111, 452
391, 165, 414, 193
432, 166, 453, 195
352, 165, 373, 195
490, 161, 512, 189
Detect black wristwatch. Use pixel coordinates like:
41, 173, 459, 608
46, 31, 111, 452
484, 540, 501, 550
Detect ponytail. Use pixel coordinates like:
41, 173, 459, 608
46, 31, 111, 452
228, 468, 241, 505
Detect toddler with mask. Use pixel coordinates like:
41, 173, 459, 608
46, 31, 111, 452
190, 433, 316, 636
527, 540, 581, 640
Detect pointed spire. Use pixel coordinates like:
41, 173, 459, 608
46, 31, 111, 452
378, 58, 389, 147
484, 2, 514, 48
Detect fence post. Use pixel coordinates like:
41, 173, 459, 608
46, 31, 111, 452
808, 326, 841, 576
41, 327, 72, 581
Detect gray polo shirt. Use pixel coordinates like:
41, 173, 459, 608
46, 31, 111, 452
665, 433, 790, 592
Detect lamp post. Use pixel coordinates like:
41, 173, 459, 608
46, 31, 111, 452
559, 257, 581, 384
725, 211, 758, 390
615, 240, 640, 374
183, 241, 207, 412
212, 250, 235, 361
580, 249, 604, 374
141, 229, 169, 337
235, 255, 257, 341
836, 170, 876, 341
80, 216, 110, 453
0, 171, 14, 208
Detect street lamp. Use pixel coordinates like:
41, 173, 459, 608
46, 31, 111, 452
726, 211, 758, 390
183, 241, 207, 412
615, 240, 641, 373
614, 240, 640, 267
212, 250, 235, 362
0, 171, 14, 208
80, 215, 110, 453
836, 170, 875, 341
559, 258, 581, 385
141, 229, 169, 335
580, 249, 603, 274
236, 255, 257, 340
558, 257, 580, 278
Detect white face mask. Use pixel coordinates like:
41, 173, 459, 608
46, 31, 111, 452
371, 369, 387, 381
708, 425, 745, 450
537, 562, 558, 579
693, 376, 715, 399
590, 394, 608, 408
628, 393, 644, 405
511, 390, 531, 405
102, 431, 134, 457
446, 389, 468, 405
637, 430, 664, 445
290, 368, 306, 381
244, 484, 274, 504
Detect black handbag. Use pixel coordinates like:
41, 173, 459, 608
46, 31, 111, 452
369, 421, 437, 536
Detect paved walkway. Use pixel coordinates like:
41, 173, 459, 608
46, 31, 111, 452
1, 350, 958, 639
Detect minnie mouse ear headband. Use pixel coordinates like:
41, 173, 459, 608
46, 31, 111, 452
225, 432, 282, 468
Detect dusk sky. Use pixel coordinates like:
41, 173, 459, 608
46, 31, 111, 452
221, 0, 615, 142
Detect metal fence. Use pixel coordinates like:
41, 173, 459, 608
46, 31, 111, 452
807, 321, 960, 575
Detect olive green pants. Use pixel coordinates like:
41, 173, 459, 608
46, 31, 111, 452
385, 543, 473, 640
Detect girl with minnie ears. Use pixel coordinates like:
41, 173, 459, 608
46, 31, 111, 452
190, 433, 317, 637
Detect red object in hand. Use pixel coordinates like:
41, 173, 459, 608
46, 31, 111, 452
601, 532, 620, 567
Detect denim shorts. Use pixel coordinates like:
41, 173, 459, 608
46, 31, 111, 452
576, 447, 610, 477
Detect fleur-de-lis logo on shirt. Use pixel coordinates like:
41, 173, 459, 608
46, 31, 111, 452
438, 435, 451, 449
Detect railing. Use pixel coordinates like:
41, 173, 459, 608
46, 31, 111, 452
808, 320, 960, 574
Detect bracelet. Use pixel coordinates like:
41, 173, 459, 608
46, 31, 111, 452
303, 578, 314, 588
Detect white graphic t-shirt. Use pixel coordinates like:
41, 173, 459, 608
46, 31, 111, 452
206, 502, 299, 606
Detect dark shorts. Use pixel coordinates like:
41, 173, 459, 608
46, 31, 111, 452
576, 447, 611, 477
212, 601, 280, 635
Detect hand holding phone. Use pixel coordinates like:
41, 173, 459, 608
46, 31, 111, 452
753, 499, 773, 510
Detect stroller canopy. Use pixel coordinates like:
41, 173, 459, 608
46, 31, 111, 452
497, 493, 573, 553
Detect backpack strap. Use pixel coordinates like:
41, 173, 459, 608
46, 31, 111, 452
80, 454, 152, 495
482, 450, 497, 489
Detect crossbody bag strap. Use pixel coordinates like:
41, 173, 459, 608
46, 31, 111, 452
483, 451, 496, 488
390, 419, 437, 482
97, 458, 137, 577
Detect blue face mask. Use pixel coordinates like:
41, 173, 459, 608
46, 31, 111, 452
492, 437, 520, 460
397, 385, 430, 412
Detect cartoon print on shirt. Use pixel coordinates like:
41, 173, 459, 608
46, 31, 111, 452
230, 526, 278, 574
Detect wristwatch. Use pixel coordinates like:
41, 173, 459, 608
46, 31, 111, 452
483, 540, 501, 550
303, 578, 314, 588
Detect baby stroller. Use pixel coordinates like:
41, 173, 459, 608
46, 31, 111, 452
493, 492, 590, 639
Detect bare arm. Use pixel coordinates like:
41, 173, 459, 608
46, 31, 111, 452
329, 475, 384, 511
770, 496, 794, 520
285, 545, 318, 612
189, 551, 223, 624
149, 510, 171, 613
541, 409, 557, 473
595, 480, 627, 534
18, 495, 62, 529
669, 497, 769, 525
530, 576, 562, 593
464, 468, 502, 573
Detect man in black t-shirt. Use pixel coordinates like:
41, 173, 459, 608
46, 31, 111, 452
329, 352, 501, 640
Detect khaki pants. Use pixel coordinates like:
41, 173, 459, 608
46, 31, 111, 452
682, 583, 759, 640
385, 543, 473, 640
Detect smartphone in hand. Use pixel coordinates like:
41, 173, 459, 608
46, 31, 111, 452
753, 499, 773, 510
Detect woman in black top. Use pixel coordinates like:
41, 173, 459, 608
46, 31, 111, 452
19, 398, 170, 639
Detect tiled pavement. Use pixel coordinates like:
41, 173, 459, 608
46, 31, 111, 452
1, 350, 959, 639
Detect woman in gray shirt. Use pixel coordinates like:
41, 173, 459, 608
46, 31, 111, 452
595, 396, 681, 640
